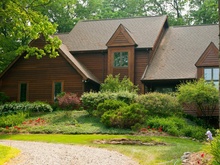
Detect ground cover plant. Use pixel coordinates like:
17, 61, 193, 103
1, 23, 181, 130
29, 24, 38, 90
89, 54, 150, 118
0, 144, 20, 165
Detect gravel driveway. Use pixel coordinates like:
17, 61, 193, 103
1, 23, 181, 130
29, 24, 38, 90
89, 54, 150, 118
0, 140, 139, 165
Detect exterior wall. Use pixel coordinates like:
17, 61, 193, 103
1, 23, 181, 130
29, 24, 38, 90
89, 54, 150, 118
107, 46, 135, 83
73, 51, 108, 82
134, 49, 149, 93
0, 55, 84, 103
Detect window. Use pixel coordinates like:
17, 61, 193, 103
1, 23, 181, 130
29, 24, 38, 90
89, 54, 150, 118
114, 52, 128, 67
19, 83, 27, 102
53, 81, 63, 100
204, 68, 219, 89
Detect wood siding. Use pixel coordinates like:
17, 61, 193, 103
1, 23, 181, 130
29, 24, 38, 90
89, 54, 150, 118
73, 52, 107, 82
107, 46, 135, 83
0, 55, 84, 103
135, 50, 149, 93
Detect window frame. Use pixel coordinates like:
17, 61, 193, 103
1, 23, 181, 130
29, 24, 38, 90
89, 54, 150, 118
113, 51, 128, 68
18, 82, 28, 102
52, 81, 64, 101
204, 67, 219, 89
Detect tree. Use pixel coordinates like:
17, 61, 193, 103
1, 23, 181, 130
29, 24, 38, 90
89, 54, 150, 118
0, 0, 61, 72
177, 79, 218, 123
189, 0, 218, 25
35, 0, 77, 33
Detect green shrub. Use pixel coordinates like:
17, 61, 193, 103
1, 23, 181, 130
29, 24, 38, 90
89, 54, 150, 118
146, 116, 206, 140
81, 91, 137, 115
56, 92, 81, 110
100, 74, 138, 93
0, 101, 53, 116
0, 112, 28, 127
210, 131, 220, 165
101, 103, 147, 128
135, 92, 183, 117
0, 92, 9, 104
95, 100, 128, 117
177, 79, 218, 118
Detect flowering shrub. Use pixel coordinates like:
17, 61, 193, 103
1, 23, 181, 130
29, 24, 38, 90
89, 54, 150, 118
56, 92, 81, 110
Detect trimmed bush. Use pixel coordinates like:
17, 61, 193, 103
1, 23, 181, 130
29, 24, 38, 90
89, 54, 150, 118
56, 92, 81, 110
95, 100, 128, 117
0, 101, 53, 116
101, 103, 148, 128
135, 92, 183, 117
81, 91, 137, 115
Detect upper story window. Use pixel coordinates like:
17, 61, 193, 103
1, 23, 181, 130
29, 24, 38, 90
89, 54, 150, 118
204, 68, 219, 88
113, 52, 128, 67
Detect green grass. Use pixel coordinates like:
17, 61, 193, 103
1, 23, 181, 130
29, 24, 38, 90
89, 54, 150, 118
0, 144, 20, 165
0, 110, 205, 165
0, 134, 204, 165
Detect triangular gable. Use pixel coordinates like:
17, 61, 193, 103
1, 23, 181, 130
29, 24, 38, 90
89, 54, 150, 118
106, 24, 137, 47
195, 42, 218, 67
0, 43, 100, 84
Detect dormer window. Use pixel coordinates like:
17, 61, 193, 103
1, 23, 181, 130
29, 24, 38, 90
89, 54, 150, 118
114, 52, 128, 67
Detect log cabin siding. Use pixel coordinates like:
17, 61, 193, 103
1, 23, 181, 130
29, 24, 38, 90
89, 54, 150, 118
134, 50, 149, 93
73, 52, 107, 82
0, 55, 84, 103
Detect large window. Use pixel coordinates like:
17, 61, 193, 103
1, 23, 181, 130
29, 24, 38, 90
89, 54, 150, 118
204, 68, 219, 88
113, 52, 128, 67
19, 83, 27, 102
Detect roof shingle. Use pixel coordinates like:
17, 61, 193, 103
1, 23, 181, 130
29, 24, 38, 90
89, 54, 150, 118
143, 25, 218, 81
59, 16, 167, 51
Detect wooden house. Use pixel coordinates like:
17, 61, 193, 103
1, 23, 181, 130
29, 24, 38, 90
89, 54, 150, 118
0, 16, 219, 113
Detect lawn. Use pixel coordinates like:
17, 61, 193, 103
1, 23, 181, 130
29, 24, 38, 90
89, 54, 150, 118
0, 110, 205, 165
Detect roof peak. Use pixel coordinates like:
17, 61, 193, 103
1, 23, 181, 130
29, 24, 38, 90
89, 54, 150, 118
79, 15, 167, 23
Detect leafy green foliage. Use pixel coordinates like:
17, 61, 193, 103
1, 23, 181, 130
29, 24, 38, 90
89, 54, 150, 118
146, 117, 206, 140
210, 131, 220, 165
0, 92, 9, 104
177, 79, 218, 117
100, 74, 138, 93
81, 91, 137, 115
0, 0, 61, 73
135, 92, 183, 117
101, 103, 148, 129
0, 102, 53, 116
56, 92, 81, 110
95, 100, 128, 117
0, 112, 28, 127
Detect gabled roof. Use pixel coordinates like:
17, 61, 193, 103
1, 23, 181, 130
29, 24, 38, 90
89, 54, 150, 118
143, 24, 218, 81
59, 15, 168, 51
106, 24, 137, 47
195, 42, 218, 67
0, 43, 100, 84
58, 44, 100, 83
